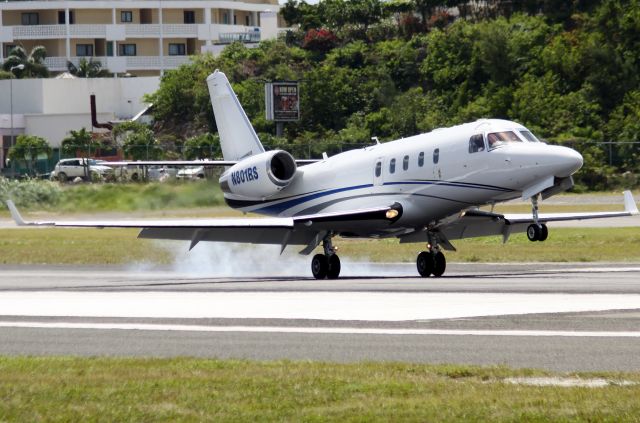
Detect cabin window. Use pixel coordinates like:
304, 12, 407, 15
389, 158, 396, 174
519, 130, 540, 143
468, 134, 485, 153
375, 161, 381, 177
487, 131, 521, 149
418, 152, 424, 167
433, 149, 439, 164
403, 155, 409, 171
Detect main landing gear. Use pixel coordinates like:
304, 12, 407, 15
311, 235, 341, 280
416, 233, 446, 277
527, 195, 548, 242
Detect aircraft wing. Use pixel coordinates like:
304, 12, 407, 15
5, 201, 401, 253
102, 159, 318, 167
400, 191, 639, 246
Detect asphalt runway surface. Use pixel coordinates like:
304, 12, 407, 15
1, 262, 640, 372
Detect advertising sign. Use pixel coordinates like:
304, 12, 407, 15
265, 82, 300, 122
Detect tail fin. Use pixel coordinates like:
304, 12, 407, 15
206, 70, 265, 161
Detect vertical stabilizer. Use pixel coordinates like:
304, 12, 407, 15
206, 70, 265, 161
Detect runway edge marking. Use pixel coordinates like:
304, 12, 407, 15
1, 322, 640, 338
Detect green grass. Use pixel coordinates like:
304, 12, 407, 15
0, 228, 170, 265
0, 357, 639, 421
0, 180, 225, 215
56, 181, 225, 212
1, 227, 639, 265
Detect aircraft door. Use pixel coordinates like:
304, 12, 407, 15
432, 148, 442, 180
373, 157, 384, 186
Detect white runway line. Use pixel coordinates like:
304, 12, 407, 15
1, 321, 639, 338
2, 291, 640, 321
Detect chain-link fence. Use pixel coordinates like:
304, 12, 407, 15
2, 141, 639, 183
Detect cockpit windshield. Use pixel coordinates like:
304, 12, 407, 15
519, 130, 541, 143
487, 131, 521, 149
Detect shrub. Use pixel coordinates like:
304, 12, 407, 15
0, 177, 62, 208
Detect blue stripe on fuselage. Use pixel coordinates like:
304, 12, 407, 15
252, 184, 374, 215
235, 180, 513, 215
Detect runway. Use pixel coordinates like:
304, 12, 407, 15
1, 262, 640, 372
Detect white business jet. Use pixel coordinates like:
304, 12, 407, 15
6, 70, 639, 279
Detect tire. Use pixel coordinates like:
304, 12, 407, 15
417, 251, 434, 277
311, 254, 329, 280
527, 224, 540, 242
538, 224, 549, 242
131, 172, 140, 182
57, 172, 67, 182
433, 251, 446, 277
327, 254, 341, 279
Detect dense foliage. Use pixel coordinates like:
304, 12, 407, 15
147, 0, 640, 190
8, 135, 52, 176
1, 46, 49, 78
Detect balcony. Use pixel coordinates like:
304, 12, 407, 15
2, 23, 259, 42
125, 24, 198, 38
44, 55, 192, 72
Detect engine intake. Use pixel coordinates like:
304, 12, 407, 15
219, 150, 297, 199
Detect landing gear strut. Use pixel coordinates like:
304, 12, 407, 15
527, 195, 548, 242
311, 234, 341, 280
416, 232, 446, 277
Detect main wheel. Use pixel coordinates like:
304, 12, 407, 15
433, 251, 446, 277
527, 224, 541, 242
538, 224, 548, 241
57, 172, 67, 182
311, 254, 329, 280
327, 254, 341, 279
417, 251, 434, 277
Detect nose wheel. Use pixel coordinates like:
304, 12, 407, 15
527, 195, 548, 242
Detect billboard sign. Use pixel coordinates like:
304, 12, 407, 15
265, 82, 300, 122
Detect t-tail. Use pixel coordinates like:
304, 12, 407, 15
206, 70, 265, 161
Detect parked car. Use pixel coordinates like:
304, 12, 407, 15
176, 166, 205, 180
50, 158, 113, 182
148, 165, 179, 181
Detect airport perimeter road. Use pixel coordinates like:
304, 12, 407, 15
1, 263, 640, 372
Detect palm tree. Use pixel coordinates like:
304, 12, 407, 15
2, 45, 49, 78
67, 57, 110, 78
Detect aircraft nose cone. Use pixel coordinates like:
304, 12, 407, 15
556, 147, 583, 177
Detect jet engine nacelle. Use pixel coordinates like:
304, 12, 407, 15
219, 150, 297, 199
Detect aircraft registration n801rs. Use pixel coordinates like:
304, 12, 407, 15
6, 70, 639, 279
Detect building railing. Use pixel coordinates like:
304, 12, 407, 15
218, 31, 260, 43
12, 24, 67, 39
6, 23, 260, 41
43, 55, 191, 71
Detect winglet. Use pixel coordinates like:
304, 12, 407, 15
623, 191, 639, 215
5, 200, 28, 226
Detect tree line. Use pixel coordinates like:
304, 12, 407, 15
147, 0, 640, 190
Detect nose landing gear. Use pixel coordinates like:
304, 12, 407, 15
311, 234, 341, 280
527, 195, 548, 242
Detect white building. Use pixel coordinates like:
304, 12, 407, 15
0, 0, 286, 170
0, 0, 282, 76
0, 76, 159, 167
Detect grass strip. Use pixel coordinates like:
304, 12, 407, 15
0, 357, 639, 421
1, 227, 639, 265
